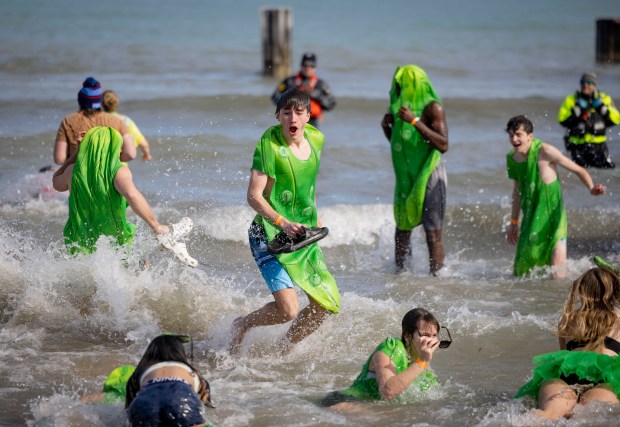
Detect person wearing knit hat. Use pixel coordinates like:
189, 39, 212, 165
103, 90, 152, 161
558, 72, 620, 168
53, 77, 136, 165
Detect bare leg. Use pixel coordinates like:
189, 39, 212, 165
395, 228, 412, 270
425, 229, 445, 275
228, 288, 299, 353
282, 295, 330, 351
579, 384, 619, 405
535, 379, 577, 420
550, 240, 567, 279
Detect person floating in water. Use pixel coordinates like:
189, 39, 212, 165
320, 308, 447, 411
229, 89, 339, 354
52, 126, 197, 266
505, 115, 605, 278
381, 65, 449, 274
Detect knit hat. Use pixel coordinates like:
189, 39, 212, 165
300, 52, 316, 66
580, 71, 597, 85
77, 77, 103, 110
102, 90, 119, 113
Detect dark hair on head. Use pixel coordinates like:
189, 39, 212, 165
505, 115, 533, 134
401, 308, 440, 343
275, 89, 311, 114
125, 335, 212, 408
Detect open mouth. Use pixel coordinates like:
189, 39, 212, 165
289, 126, 298, 135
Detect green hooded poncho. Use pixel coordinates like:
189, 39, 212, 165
64, 126, 136, 253
389, 65, 443, 230
251, 124, 340, 313
507, 138, 567, 276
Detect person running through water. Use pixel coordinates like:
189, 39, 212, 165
229, 89, 339, 354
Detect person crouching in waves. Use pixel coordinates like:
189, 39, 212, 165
125, 335, 214, 427
320, 308, 448, 411
516, 267, 620, 420
229, 89, 340, 355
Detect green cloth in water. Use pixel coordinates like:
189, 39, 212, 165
341, 337, 438, 401
101, 365, 136, 404
389, 65, 442, 230
64, 126, 136, 254
516, 350, 620, 400
251, 124, 340, 313
507, 138, 567, 276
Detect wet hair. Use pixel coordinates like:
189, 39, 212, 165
102, 90, 119, 113
401, 308, 440, 343
558, 267, 620, 352
125, 335, 213, 408
275, 89, 311, 114
505, 115, 533, 134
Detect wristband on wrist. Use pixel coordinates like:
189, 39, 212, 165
274, 215, 284, 227
415, 358, 427, 369
510, 218, 519, 225
410, 117, 419, 126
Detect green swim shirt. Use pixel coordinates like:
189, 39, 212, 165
389, 65, 443, 230
507, 138, 567, 276
251, 124, 340, 313
64, 126, 136, 253
341, 337, 438, 400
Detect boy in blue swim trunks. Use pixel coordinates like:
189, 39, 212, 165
229, 89, 340, 353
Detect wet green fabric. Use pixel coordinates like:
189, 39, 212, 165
507, 138, 567, 276
64, 126, 136, 253
389, 65, 443, 230
101, 365, 136, 404
341, 337, 438, 400
251, 124, 340, 313
516, 350, 620, 400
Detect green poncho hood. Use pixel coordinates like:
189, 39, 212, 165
64, 126, 136, 253
389, 65, 443, 230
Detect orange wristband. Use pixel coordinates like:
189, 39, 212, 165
274, 215, 284, 227
410, 117, 419, 126
415, 358, 427, 369
510, 218, 519, 225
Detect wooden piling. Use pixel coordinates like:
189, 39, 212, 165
261, 8, 292, 78
596, 18, 620, 63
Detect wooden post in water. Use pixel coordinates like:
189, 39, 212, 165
596, 18, 620, 63
261, 8, 292, 78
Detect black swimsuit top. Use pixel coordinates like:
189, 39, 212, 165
566, 336, 620, 354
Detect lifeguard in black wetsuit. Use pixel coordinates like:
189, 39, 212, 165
271, 53, 336, 128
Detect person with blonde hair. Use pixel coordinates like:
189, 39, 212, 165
103, 89, 152, 161
516, 267, 620, 419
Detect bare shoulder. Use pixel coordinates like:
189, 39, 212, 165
539, 142, 564, 160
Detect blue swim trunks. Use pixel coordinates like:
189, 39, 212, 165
127, 379, 206, 427
249, 221, 294, 293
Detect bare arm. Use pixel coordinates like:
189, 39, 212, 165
247, 169, 303, 236
119, 133, 137, 162
542, 144, 606, 195
398, 102, 449, 153
507, 181, 520, 245
140, 139, 152, 161
381, 112, 393, 142
114, 166, 167, 234
53, 137, 69, 165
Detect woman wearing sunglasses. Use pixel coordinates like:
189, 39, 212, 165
125, 334, 214, 427
516, 267, 620, 420
320, 307, 450, 410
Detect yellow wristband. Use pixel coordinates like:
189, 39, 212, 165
510, 218, 519, 225
415, 358, 427, 369
274, 215, 284, 227
410, 117, 419, 126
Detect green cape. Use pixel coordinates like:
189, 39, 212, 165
507, 138, 567, 276
252, 124, 340, 313
64, 126, 136, 253
389, 65, 442, 230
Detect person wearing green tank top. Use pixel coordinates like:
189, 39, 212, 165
320, 308, 444, 411
229, 89, 339, 354
505, 116, 605, 278
381, 65, 449, 275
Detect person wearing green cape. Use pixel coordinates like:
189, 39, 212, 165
52, 126, 197, 266
229, 89, 339, 353
504, 115, 605, 278
381, 65, 449, 274
515, 267, 620, 420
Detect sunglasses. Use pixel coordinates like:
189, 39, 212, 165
302, 63, 316, 68
438, 326, 452, 349
581, 80, 595, 86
